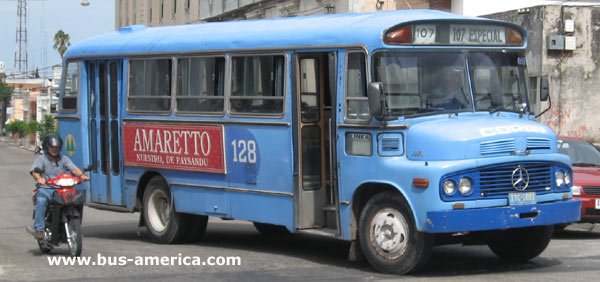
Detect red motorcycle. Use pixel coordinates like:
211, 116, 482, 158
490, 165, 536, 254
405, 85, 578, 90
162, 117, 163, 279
31, 169, 86, 256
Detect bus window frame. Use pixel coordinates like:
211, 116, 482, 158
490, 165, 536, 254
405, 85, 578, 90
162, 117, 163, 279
126, 56, 174, 115
227, 52, 287, 118
60, 60, 80, 114
174, 54, 226, 117
344, 50, 371, 123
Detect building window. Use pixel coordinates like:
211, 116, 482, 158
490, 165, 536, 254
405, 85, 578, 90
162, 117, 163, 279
176, 56, 225, 114
160, 0, 164, 20
60, 61, 79, 113
230, 55, 285, 115
128, 58, 172, 113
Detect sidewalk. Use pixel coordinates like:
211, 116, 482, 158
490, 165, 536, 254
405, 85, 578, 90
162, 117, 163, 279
1, 135, 37, 152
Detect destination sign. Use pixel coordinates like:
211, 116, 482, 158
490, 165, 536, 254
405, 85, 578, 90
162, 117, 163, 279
449, 24, 506, 45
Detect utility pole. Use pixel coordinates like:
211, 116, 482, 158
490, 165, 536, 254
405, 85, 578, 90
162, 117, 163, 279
14, 0, 28, 75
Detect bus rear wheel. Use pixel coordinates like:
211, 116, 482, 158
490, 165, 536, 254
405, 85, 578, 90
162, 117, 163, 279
486, 225, 553, 262
358, 192, 433, 275
143, 176, 191, 244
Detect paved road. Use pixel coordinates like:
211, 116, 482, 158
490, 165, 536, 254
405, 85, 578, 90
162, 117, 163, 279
1, 141, 599, 281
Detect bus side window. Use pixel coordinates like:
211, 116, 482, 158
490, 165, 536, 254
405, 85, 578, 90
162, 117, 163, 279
230, 55, 284, 115
61, 61, 80, 113
176, 57, 225, 114
128, 59, 172, 113
345, 52, 369, 121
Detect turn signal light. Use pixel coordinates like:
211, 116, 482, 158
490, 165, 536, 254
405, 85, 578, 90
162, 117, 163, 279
385, 25, 412, 45
507, 27, 524, 45
413, 178, 429, 189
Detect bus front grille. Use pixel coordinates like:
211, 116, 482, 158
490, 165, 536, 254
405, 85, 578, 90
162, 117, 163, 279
479, 163, 552, 197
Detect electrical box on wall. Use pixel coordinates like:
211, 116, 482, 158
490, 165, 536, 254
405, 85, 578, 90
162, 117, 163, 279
564, 19, 575, 33
548, 35, 565, 50
565, 36, 577, 50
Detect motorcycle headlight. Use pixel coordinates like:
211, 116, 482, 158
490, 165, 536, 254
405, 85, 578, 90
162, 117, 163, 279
443, 180, 456, 195
556, 171, 565, 187
459, 177, 472, 195
55, 178, 77, 186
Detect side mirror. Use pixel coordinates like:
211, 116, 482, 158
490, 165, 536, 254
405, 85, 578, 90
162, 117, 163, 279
540, 76, 549, 101
535, 76, 552, 118
368, 82, 386, 121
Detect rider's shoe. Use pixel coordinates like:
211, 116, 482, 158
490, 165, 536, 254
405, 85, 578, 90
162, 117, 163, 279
26, 226, 45, 239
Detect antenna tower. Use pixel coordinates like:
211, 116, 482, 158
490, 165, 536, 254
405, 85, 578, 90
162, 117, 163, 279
14, 0, 28, 74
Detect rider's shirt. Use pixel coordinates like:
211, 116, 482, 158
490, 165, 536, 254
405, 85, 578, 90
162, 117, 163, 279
30, 154, 78, 185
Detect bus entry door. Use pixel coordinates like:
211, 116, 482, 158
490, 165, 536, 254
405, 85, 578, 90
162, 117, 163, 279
295, 53, 339, 233
87, 61, 125, 206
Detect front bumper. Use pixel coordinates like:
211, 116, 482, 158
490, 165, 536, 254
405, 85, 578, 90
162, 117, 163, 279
426, 199, 581, 233
577, 196, 600, 222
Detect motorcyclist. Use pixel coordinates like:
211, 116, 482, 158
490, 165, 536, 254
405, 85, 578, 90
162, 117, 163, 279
26, 134, 90, 239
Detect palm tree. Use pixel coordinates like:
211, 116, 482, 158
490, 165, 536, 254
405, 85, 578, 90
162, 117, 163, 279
53, 30, 71, 59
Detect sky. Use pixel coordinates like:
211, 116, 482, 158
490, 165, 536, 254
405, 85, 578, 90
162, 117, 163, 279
461, 0, 600, 16
0, 0, 115, 77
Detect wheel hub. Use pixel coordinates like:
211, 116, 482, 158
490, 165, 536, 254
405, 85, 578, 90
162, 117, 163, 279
147, 189, 171, 232
371, 208, 409, 258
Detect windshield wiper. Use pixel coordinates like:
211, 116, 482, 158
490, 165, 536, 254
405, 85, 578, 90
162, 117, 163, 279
572, 162, 600, 167
489, 106, 505, 114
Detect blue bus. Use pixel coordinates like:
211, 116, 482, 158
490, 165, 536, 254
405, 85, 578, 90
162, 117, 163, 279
57, 10, 580, 274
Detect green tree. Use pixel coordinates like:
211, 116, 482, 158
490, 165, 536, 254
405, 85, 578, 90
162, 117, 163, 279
0, 80, 12, 133
26, 120, 39, 145
37, 114, 56, 142
53, 30, 71, 59
6, 120, 26, 143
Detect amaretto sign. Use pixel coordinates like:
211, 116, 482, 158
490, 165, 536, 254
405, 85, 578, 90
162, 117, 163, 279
123, 122, 225, 174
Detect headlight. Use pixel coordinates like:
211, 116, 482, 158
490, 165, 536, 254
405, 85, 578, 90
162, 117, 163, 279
564, 173, 571, 186
458, 177, 472, 195
55, 178, 77, 186
443, 180, 456, 195
572, 185, 582, 196
556, 171, 565, 187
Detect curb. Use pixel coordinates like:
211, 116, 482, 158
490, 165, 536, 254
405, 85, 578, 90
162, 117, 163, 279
1, 137, 37, 152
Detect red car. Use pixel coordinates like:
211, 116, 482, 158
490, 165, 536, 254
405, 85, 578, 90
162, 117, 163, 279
558, 136, 600, 223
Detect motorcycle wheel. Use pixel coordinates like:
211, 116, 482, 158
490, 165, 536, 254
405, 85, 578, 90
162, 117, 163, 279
37, 239, 53, 254
67, 217, 83, 257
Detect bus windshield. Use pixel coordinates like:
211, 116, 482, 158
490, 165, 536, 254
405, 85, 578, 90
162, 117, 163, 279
373, 52, 529, 116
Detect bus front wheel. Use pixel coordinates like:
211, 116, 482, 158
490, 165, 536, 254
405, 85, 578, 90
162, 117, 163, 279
486, 225, 553, 262
358, 192, 433, 275
143, 176, 189, 244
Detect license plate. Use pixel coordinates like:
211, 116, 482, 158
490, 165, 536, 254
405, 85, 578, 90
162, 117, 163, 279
596, 199, 600, 209
508, 192, 536, 206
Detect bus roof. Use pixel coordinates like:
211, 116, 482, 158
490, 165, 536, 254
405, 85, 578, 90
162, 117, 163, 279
65, 9, 521, 59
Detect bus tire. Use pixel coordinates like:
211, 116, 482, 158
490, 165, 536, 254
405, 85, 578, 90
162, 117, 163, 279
487, 225, 553, 262
143, 176, 188, 244
358, 192, 433, 275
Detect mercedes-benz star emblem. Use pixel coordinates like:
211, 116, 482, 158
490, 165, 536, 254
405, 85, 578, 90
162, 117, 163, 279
511, 165, 529, 191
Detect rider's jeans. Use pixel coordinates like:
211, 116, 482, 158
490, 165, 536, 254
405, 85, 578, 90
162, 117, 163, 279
34, 187, 55, 231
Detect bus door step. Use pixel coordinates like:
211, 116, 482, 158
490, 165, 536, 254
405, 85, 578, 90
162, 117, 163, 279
322, 205, 337, 212
297, 228, 338, 238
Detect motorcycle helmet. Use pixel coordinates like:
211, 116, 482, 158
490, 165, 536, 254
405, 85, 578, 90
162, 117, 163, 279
42, 134, 63, 157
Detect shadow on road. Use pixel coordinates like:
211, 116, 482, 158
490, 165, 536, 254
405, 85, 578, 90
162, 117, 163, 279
74, 218, 585, 276
553, 228, 600, 240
